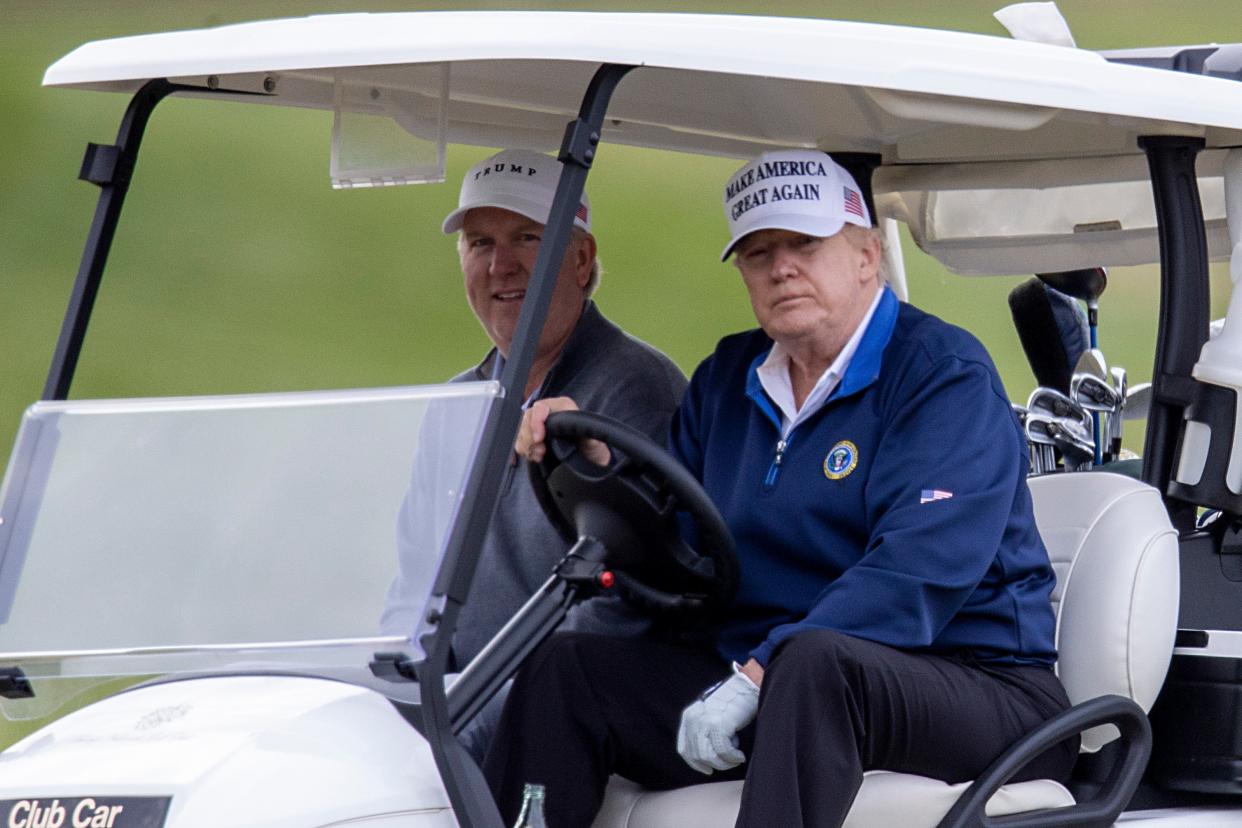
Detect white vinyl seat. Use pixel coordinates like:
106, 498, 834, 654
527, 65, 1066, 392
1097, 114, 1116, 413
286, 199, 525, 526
593, 472, 1180, 828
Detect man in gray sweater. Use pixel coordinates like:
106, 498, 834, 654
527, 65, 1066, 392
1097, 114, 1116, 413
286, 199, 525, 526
381, 149, 687, 754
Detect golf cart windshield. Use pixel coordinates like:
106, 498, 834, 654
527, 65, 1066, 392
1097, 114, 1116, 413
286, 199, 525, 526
0, 382, 499, 703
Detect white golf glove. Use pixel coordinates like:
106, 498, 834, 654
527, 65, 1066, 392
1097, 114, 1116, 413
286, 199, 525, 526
676, 664, 760, 775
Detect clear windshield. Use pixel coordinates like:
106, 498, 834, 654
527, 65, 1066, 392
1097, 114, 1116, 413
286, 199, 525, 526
0, 382, 499, 716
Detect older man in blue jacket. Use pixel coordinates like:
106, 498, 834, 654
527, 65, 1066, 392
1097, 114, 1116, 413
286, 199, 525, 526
488, 149, 1076, 827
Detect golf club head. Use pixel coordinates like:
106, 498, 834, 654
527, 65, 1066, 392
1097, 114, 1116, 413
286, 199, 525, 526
1026, 414, 1057, 447
1047, 416, 1095, 470
1027, 386, 1088, 421
1124, 382, 1152, 421
1072, 349, 1109, 464
1036, 267, 1108, 304
1027, 411, 1093, 472
1025, 413, 1057, 475
1111, 366, 1127, 397
1073, 348, 1109, 382
1109, 366, 1127, 456
1071, 372, 1120, 412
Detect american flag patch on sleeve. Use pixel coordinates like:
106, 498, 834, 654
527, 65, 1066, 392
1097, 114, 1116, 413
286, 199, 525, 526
920, 489, 954, 504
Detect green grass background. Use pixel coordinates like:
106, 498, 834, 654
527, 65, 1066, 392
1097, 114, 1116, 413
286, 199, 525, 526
0, 0, 1236, 746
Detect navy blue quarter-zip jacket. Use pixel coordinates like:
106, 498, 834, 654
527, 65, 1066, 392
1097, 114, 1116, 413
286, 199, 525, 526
669, 287, 1058, 668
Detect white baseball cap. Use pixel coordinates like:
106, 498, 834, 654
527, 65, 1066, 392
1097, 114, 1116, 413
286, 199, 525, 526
441, 148, 591, 234
720, 149, 871, 261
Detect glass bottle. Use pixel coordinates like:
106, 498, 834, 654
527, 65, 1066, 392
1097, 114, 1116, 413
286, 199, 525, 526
513, 782, 548, 828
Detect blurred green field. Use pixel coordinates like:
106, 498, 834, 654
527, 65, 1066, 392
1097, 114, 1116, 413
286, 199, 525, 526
0, 0, 1236, 747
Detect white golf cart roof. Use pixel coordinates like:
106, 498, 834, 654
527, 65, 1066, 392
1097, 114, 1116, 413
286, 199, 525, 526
44, 11, 1242, 160
43, 11, 1242, 275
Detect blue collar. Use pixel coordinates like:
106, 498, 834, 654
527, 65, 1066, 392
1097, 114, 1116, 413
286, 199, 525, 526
832, 285, 898, 401
745, 286, 899, 430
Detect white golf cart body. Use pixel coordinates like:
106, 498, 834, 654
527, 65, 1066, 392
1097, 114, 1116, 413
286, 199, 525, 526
3, 9, 1242, 827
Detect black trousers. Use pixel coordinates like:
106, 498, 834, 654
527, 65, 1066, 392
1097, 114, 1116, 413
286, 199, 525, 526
483, 629, 1078, 827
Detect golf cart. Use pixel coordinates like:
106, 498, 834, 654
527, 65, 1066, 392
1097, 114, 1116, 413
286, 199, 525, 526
3, 7, 1242, 826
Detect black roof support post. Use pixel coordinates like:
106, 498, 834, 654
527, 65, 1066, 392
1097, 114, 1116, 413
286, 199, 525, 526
1139, 135, 1210, 532
42, 78, 183, 401
414, 62, 635, 828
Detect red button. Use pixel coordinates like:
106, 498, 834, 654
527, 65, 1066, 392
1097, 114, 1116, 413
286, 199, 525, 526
598, 571, 615, 589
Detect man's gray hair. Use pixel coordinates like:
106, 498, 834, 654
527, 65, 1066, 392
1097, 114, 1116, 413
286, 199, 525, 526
843, 224, 889, 286
574, 228, 603, 298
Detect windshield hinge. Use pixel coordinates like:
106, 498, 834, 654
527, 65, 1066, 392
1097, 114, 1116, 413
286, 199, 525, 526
0, 667, 33, 699
557, 118, 601, 169
79, 142, 128, 187
369, 651, 419, 683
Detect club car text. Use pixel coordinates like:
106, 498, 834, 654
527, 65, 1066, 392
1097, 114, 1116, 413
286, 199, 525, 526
2, 797, 171, 828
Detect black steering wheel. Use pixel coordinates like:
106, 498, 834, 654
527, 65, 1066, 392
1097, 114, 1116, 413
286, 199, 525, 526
528, 410, 738, 618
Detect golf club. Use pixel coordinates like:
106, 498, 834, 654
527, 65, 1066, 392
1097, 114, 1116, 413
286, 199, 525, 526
1037, 267, 1107, 349
1109, 366, 1127, 459
1027, 387, 1094, 473
1025, 413, 1058, 474
1124, 382, 1152, 421
1071, 348, 1110, 464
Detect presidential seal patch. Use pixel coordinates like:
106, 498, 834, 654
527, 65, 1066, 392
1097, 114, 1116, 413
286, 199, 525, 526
823, 441, 858, 480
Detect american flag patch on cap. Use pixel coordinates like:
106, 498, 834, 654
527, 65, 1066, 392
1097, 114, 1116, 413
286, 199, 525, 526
843, 187, 865, 218
920, 489, 953, 504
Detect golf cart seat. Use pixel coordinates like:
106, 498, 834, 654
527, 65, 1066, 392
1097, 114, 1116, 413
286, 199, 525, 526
594, 471, 1180, 827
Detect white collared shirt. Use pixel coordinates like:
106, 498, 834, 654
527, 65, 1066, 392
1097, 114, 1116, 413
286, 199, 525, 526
756, 287, 885, 438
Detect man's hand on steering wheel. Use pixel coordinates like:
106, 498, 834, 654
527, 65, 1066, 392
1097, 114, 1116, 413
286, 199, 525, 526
518, 397, 611, 466
518, 399, 739, 619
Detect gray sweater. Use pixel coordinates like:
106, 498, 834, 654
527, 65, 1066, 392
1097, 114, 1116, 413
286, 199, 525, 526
382, 302, 687, 665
